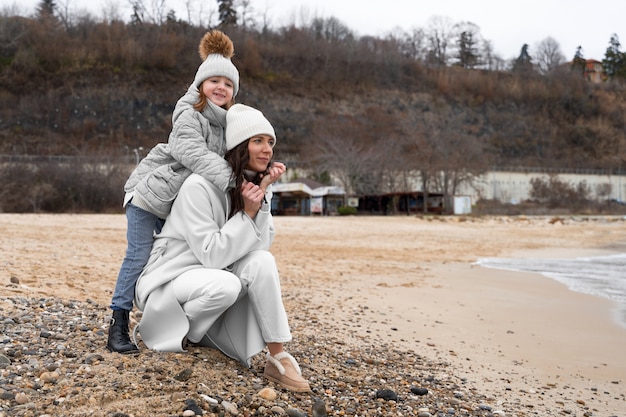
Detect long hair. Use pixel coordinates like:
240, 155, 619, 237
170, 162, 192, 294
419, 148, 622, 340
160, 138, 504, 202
193, 83, 235, 112
224, 140, 272, 218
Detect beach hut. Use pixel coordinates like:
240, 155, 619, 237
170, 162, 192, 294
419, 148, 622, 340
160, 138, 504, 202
271, 178, 345, 215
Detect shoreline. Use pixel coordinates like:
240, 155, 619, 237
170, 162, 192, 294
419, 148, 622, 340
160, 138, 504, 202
475, 247, 626, 331
329, 259, 626, 415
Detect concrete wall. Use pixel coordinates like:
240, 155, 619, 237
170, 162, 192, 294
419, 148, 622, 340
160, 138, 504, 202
457, 170, 626, 204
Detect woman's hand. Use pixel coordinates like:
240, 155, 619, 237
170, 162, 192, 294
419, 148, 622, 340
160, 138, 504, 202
242, 180, 266, 219
259, 162, 286, 191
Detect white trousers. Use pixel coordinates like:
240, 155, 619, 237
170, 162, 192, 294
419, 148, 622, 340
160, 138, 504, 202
172, 250, 292, 344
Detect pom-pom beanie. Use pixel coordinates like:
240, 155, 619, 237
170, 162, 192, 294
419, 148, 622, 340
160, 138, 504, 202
193, 30, 240, 97
226, 104, 276, 151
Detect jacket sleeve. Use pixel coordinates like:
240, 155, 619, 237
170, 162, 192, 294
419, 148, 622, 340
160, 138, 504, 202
251, 187, 275, 249
168, 111, 233, 193
176, 176, 263, 270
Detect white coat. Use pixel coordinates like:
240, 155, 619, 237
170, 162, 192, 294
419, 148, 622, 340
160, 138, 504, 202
134, 173, 275, 366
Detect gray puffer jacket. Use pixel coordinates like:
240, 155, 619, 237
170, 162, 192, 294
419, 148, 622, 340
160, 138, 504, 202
124, 85, 233, 219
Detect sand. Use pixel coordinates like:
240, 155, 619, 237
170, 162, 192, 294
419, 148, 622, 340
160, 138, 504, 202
1, 213, 625, 416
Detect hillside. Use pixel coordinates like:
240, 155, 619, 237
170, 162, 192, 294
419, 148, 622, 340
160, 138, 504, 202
1, 15, 625, 213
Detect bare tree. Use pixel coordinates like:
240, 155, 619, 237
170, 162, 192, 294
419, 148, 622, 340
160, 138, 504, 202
307, 113, 386, 197
311, 134, 378, 197
101, 0, 124, 23
128, 0, 144, 23
308, 16, 353, 43
399, 110, 439, 213
400, 106, 489, 213
55, 0, 71, 29
435, 112, 489, 206
424, 15, 454, 67
255, 0, 272, 33
150, 0, 167, 24
236, 0, 256, 30
398, 27, 427, 61
534, 36, 565, 74
1, 3, 25, 17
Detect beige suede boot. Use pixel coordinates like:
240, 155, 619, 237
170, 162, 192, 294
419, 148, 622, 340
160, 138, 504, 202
263, 351, 311, 392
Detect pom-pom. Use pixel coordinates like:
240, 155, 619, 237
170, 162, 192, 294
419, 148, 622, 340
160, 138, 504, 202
198, 30, 235, 60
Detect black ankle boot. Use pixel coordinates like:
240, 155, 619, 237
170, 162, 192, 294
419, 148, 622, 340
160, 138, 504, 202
106, 310, 139, 354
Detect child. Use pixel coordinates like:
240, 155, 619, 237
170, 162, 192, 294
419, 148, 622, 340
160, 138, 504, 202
134, 104, 310, 392
107, 30, 239, 354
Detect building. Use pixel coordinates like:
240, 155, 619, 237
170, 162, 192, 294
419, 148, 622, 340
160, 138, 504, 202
584, 59, 605, 83
358, 191, 444, 215
271, 178, 345, 215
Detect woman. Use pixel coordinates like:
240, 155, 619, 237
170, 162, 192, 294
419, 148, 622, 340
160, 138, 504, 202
134, 104, 310, 393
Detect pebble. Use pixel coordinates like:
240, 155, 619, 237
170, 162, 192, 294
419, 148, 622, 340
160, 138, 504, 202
39, 371, 60, 383
312, 398, 328, 417
0, 295, 537, 417
222, 400, 239, 415
174, 368, 193, 381
375, 388, 398, 401
184, 399, 203, 415
411, 386, 429, 396
14, 393, 28, 404
270, 405, 285, 414
258, 387, 277, 400
286, 408, 307, 417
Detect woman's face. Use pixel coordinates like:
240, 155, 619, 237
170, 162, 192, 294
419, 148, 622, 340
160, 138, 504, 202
246, 135, 275, 172
201, 76, 234, 107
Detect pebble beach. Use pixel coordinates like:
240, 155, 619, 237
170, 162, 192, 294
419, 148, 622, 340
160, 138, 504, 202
1, 214, 625, 416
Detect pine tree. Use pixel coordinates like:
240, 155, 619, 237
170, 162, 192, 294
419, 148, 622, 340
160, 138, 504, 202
512, 43, 533, 74
456, 31, 479, 69
571, 45, 586, 76
602, 33, 626, 80
218, 0, 237, 27
36, 0, 56, 20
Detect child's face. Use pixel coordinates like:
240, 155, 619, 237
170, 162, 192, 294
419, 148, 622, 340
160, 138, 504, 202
202, 76, 234, 108
246, 134, 275, 172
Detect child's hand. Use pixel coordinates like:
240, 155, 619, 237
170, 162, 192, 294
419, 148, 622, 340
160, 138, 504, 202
260, 162, 286, 190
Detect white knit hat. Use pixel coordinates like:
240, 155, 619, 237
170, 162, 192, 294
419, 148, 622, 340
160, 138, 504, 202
193, 30, 240, 97
226, 104, 276, 151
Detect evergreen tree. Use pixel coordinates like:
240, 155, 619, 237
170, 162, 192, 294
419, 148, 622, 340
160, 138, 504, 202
571, 45, 586, 75
456, 30, 479, 69
602, 33, 626, 80
512, 43, 533, 74
218, 0, 237, 27
36, 0, 56, 20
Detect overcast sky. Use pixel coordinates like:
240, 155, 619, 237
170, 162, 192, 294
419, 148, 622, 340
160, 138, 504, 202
5, 0, 625, 60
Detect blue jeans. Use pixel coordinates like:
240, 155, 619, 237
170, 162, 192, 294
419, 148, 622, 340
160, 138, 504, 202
110, 202, 165, 311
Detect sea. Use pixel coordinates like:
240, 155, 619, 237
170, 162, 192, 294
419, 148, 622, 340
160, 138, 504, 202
475, 253, 626, 329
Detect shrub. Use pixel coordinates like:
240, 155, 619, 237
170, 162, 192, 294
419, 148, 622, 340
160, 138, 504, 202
0, 156, 128, 213
337, 206, 357, 215
529, 175, 591, 209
